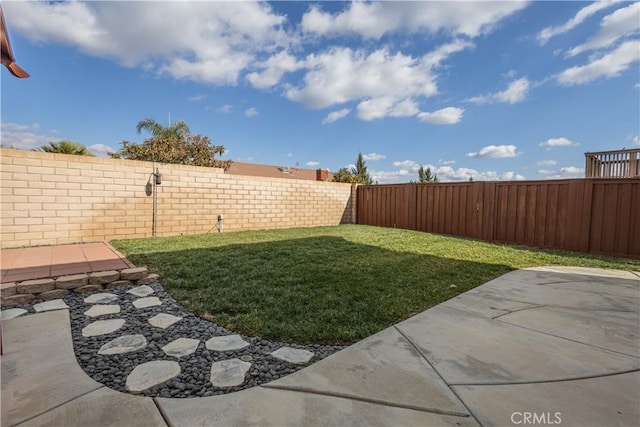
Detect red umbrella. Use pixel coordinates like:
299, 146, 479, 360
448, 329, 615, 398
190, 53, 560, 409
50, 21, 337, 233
1, 4, 29, 78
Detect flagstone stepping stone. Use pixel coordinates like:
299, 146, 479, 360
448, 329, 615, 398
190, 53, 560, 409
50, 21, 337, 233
148, 313, 182, 329
127, 285, 154, 298
205, 334, 250, 352
84, 293, 119, 304
98, 334, 148, 355
33, 299, 69, 313
126, 360, 181, 392
1, 308, 27, 320
84, 304, 121, 318
82, 319, 126, 337
209, 358, 252, 387
133, 297, 162, 309
162, 338, 200, 358
271, 347, 314, 364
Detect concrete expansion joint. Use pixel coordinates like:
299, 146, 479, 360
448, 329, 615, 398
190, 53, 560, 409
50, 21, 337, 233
7, 385, 105, 427
494, 317, 640, 359
449, 368, 640, 387
259, 384, 471, 418
391, 325, 484, 425
489, 304, 546, 320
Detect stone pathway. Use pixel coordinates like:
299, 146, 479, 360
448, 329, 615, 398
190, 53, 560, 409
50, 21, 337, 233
58, 284, 328, 396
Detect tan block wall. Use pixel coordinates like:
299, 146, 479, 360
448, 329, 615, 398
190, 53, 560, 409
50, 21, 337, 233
0, 149, 355, 248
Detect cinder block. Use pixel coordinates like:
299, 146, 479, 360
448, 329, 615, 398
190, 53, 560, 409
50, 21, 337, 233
136, 273, 159, 286
74, 284, 104, 294
1, 282, 17, 298
89, 270, 120, 284
16, 278, 55, 294
120, 267, 148, 281
38, 289, 70, 300
1, 293, 35, 307
105, 280, 133, 289
55, 274, 89, 290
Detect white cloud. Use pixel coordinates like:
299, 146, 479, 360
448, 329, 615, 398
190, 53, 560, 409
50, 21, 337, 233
286, 47, 439, 109
244, 107, 259, 118
467, 145, 519, 158
287, 153, 294, 158
539, 137, 578, 148
537, 1, 621, 45
217, 104, 233, 113
566, 3, 640, 57
440, 159, 456, 165
468, 78, 530, 105
372, 163, 525, 183
362, 153, 386, 161
286, 41, 472, 121
301, 1, 528, 39
4, 1, 289, 85
188, 94, 208, 102
417, 107, 464, 125
306, 161, 319, 167
0, 122, 58, 150
633, 135, 640, 146
393, 160, 420, 169
537, 160, 557, 166
538, 166, 585, 179
322, 108, 350, 124
87, 143, 115, 157
246, 50, 303, 89
557, 40, 640, 86
357, 97, 420, 121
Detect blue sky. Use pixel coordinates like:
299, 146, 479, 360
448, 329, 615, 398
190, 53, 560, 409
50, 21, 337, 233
1, 1, 639, 183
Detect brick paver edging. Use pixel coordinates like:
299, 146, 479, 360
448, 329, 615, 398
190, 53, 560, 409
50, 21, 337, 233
0, 268, 159, 308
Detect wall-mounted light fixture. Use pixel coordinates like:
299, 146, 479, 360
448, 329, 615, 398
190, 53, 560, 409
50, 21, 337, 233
154, 168, 162, 185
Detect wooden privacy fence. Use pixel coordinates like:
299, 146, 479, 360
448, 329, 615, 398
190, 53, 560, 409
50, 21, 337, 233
357, 179, 640, 259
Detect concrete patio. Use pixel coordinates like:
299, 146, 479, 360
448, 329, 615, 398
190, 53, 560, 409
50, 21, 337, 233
1, 266, 639, 426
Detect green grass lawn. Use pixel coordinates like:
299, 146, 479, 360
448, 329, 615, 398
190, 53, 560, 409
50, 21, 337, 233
112, 225, 639, 345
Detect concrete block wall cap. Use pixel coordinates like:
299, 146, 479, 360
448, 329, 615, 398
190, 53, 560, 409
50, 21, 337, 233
16, 278, 55, 294
1, 282, 17, 298
89, 271, 120, 284
55, 274, 89, 290
120, 267, 148, 281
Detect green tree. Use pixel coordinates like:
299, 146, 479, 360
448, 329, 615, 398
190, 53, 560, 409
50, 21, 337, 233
353, 152, 373, 184
38, 140, 93, 156
135, 118, 190, 140
109, 118, 231, 170
333, 152, 373, 184
332, 167, 356, 183
418, 165, 439, 183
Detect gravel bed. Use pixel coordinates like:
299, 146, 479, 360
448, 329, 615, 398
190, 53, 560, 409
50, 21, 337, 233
6, 282, 345, 398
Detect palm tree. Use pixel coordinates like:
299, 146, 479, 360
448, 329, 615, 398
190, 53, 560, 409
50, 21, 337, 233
38, 140, 93, 156
136, 118, 190, 140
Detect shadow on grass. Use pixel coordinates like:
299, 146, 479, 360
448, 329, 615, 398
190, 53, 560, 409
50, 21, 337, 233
124, 236, 512, 345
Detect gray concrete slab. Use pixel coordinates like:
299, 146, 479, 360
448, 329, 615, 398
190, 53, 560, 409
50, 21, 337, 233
17, 387, 167, 427
0, 308, 26, 320
464, 271, 638, 312
397, 305, 640, 384
499, 306, 640, 357
268, 327, 470, 415
440, 292, 540, 318
0, 311, 103, 426
453, 371, 640, 427
525, 266, 640, 281
156, 386, 479, 427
